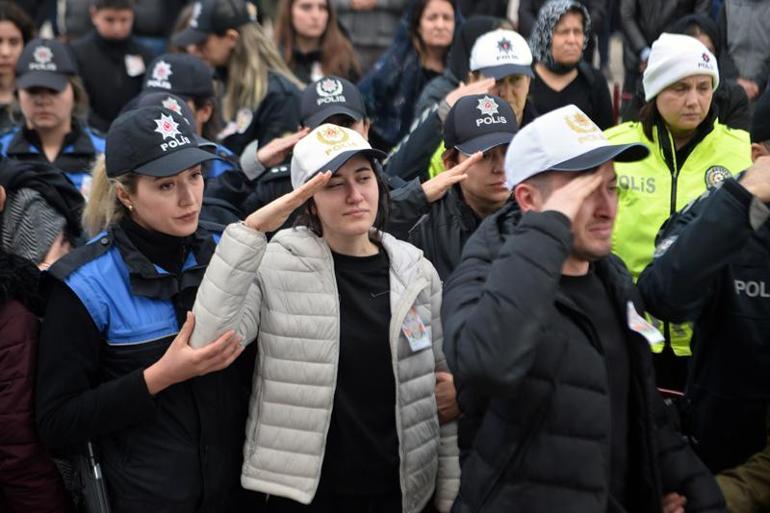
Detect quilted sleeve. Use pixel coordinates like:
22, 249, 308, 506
190, 222, 267, 348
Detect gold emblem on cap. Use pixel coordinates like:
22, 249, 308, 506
316, 125, 350, 146
565, 112, 599, 134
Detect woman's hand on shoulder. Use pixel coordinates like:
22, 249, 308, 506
143, 312, 244, 395
244, 170, 332, 233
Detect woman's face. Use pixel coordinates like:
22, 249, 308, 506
312, 155, 379, 240
18, 83, 75, 131
656, 74, 713, 135
0, 21, 23, 79
291, 0, 329, 40
125, 166, 204, 237
418, 0, 454, 50
195, 32, 236, 68
551, 11, 584, 65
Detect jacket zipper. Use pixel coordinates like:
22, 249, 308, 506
389, 275, 428, 513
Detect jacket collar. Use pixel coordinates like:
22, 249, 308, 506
7, 119, 96, 157
110, 222, 216, 300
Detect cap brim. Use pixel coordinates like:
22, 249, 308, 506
304, 106, 364, 130
17, 71, 69, 92
305, 148, 387, 183
455, 132, 515, 155
171, 27, 209, 48
477, 63, 534, 79
550, 143, 649, 171
194, 134, 217, 151
134, 147, 220, 177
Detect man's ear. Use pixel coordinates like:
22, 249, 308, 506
513, 182, 542, 213
751, 142, 770, 163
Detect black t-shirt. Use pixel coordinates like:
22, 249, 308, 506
318, 246, 400, 494
560, 269, 629, 506
531, 67, 613, 130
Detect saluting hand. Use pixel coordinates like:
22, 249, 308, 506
244, 170, 332, 233
445, 78, 497, 109
541, 170, 605, 223
739, 156, 770, 203
144, 312, 244, 396
421, 152, 482, 203
256, 128, 310, 168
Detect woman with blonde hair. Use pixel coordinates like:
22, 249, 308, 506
36, 106, 250, 512
274, 0, 361, 83
173, 0, 303, 155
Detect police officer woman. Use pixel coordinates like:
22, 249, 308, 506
0, 38, 104, 197
605, 33, 752, 391
173, 0, 303, 155
190, 124, 459, 513
36, 106, 248, 513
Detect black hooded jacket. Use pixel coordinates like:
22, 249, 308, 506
442, 203, 725, 513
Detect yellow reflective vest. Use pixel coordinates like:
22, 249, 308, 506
606, 119, 751, 355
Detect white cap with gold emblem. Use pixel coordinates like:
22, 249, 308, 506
291, 123, 387, 189
504, 105, 649, 188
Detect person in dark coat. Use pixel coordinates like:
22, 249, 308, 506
442, 105, 725, 513
528, 0, 613, 129
0, 190, 75, 513
636, 92, 770, 476
70, 0, 154, 132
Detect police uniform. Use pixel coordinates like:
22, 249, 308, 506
606, 116, 751, 365
0, 122, 104, 195
35, 106, 249, 513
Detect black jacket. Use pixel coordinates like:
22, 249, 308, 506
36, 223, 254, 513
442, 204, 725, 513
637, 178, 770, 472
389, 182, 485, 281
220, 71, 302, 156
71, 31, 153, 132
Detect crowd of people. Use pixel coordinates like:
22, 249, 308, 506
1, 0, 770, 512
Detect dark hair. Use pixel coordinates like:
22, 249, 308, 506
408, 0, 455, 64
294, 161, 390, 236
275, 0, 361, 82
0, 1, 35, 43
90, 0, 135, 9
638, 101, 658, 142
189, 95, 222, 141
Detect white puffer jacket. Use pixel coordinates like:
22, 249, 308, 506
191, 223, 460, 513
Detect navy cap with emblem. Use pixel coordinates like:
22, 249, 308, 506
443, 94, 518, 155
133, 91, 216, 150
301, 76, 366, 129
172, 0, 256, 48
143, 53, 215, 99
106, 106, 218, 178
16, 38, 78, 92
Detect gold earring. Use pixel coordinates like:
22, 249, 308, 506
127, 204, 134, 211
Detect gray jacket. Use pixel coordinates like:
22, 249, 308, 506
191, 223, 460, 512
331, 0, 409, 48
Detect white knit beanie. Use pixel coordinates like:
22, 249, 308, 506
642, 33, 719, 102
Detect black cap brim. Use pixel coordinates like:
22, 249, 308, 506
550, 143, 649, 171
172, 27, 209, 48
17, 71, 69, 92
194, 134, 217, 151
304, 106, 364, 130
477, 63, 534, 80
134, 146, 220, 177
455, 132, 515, 155
306, 148, 387, 183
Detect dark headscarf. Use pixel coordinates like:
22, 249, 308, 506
529, 0, 591, 74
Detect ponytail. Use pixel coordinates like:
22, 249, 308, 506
82, 155, 138, 237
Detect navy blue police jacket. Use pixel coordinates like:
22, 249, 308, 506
0, 121, 104, 196
35, 220, 254, 513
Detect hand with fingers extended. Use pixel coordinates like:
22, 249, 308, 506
444, 78, 497, 109
541, 170, 605, 223
256, 128, 310, 169
143, 312, 244, 396
421, 152, 482, 202
661, 492, 686, 513
244, 170, 332, 233
435, 371, 460, 424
